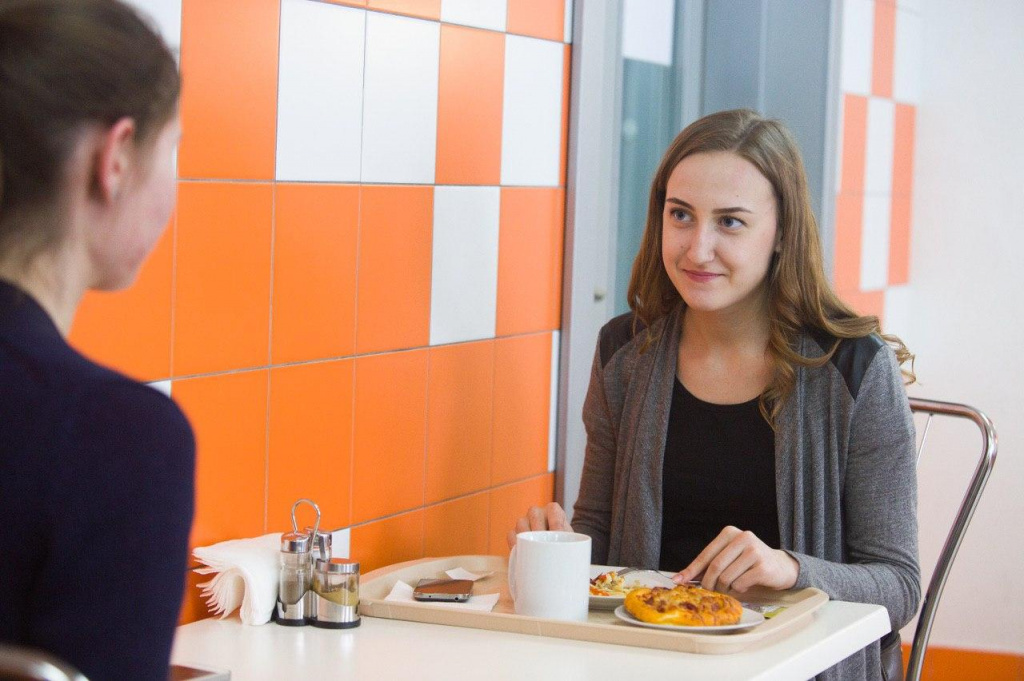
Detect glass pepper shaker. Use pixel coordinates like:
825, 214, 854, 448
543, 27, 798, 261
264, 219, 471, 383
275, 499, 320, 626
311, 558, 360, 629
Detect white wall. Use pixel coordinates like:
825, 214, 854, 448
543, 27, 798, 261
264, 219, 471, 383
886, 0, 1024, 653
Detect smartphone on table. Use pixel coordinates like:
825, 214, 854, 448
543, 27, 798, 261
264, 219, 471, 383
412, 578, 473, 602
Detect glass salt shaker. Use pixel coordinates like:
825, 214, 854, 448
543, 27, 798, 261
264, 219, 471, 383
275, 499, 320, 626
311, 558, 360, 629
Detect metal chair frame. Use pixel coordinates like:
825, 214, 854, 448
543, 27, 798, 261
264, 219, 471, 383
0, 645, 88, 681
904, 398, 998, 681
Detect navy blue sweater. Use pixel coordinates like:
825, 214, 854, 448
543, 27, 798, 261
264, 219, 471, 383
0, 280, 195, 681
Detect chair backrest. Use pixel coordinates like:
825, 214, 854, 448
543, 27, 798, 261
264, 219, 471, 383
0, 645, 88, 681
904, 398, 998, 681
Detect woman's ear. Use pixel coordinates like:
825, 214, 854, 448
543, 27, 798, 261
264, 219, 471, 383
93, 117, 136, 204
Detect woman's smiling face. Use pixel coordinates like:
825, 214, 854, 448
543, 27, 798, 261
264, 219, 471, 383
661, 151, 779, 317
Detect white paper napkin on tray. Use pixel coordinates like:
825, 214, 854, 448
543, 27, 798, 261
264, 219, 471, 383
192, 533, 281, 625
384, 580, 500, 611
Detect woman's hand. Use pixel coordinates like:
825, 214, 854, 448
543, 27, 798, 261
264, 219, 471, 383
506, 502, 573, 549
671, 526, 799, 593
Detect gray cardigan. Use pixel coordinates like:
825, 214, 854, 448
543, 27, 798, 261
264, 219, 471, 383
572, 305, 920, 681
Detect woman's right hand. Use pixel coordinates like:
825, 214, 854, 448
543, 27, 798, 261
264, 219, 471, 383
506, 502, 573, 549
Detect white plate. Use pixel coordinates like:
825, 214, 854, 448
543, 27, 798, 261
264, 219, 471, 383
588, 567, 677, 611
613, 605, 765, 633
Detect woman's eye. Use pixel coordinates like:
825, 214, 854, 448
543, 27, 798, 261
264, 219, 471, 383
720, 216, 745, 230
668, 208, 691, 222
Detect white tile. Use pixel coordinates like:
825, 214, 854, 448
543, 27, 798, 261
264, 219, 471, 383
883, 285, 914, 340
893, 7, 923, 104
440, 0, 506, 32
276, 1, 365, 182
898, 0, 923, 13
865, 97, 896, 195
429, 187, 501, 345
148, 380, 172, 397
860, 194, 892, 291
621, 0, 674, 66
501, 35, 564, 187
548, 331, 560, 473
361, 13, 440, 184
125, 0, 181, 52
564, 0, 574, 43
330, 528, 351, 558
840, 0, 874, 95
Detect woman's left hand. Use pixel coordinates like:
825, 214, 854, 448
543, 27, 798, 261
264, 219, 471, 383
671, 526, 800, 593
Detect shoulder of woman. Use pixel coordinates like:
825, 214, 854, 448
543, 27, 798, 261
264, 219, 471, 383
804, 329, 890, 400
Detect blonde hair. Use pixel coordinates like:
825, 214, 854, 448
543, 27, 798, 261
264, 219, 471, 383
627, 109, 914, 424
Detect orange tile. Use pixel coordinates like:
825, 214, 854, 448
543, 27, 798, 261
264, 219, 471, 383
913, 647, 1023, 681
355, 186, 433, 354
838, 289, 885, 324
840, 94, 868, 195
559, 44, 571, 186
888, 195, 912, 286
268, 360, 354, 532
487, 473, 554, 556
174, 370, 268, 549
367, 0, 440, 20
351, 350, 428, 524
492, 334, 551, 486
507, 0, 565, 42
892, 104, 916, 197
426, 341, 494, 503
272, 184, 358, 364
178, 0, 280, 180
496, 188, 565, 336
871, 0, 895, 98
424, 493, 490, 557
179, 569, 208, 625
436, 26, 504, 185
350, 510, 424, 573
69, 216, 174, 382
834, 193, 864, 293
173, 182, 273, 376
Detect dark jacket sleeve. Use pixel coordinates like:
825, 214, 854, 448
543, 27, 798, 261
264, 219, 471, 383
31, 381, 196, 681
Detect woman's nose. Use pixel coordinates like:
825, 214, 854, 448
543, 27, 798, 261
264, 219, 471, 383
686, 224, 715, 264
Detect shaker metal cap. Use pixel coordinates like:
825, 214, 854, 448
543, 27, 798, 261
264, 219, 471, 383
280, 530, 312, 553
314, 557, 360, 574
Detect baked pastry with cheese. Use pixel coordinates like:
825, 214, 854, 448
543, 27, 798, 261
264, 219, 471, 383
624, 585, 743, 626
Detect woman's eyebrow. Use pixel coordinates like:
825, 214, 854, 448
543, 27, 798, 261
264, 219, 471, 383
665, 197, 752, 214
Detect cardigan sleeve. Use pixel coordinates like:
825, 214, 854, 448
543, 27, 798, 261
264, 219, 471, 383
790, 346, 921, 631
571, 340, 618, 564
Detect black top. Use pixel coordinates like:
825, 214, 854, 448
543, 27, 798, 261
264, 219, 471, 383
659, 377, 779, 572
0, 280, 195, 681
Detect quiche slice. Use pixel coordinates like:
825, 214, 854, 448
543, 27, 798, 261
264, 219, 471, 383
624, 585, 743, 626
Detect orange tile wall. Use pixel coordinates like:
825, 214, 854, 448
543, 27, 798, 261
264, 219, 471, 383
69, 0, 570, 624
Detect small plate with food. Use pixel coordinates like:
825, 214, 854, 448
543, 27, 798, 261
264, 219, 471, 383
588, 567, 676, 610
613, 584, 765, 633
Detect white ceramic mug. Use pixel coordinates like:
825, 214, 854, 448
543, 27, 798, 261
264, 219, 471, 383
507, 531, 591, 622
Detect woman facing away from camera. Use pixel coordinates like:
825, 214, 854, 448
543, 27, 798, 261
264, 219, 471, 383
0, 1, 194, 679
511, 109, 919, 681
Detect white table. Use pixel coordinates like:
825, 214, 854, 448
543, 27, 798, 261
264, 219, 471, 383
172, 601, 889, 681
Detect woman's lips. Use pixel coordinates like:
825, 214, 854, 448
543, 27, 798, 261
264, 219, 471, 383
683, 270, 722, 283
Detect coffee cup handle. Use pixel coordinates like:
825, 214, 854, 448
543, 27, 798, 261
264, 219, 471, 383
507, 544, 518, 601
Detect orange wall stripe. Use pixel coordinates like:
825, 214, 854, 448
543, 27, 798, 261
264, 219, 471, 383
178, 0, 280, 180
351, 350, 429, 524
426, 341, 495, 504
840, 94, 869, 195
871, 0, 895, 98
436, 25, 505, 185
367, 0, 440, 20
69, 216, 174, 382
892, 103, 916, 196
507, 0, 565, 42
173, 182, 273, 376
488, 473, 555, 556
902, 644, 1024, 681
889, 104, 915, 285
424, 493, 491, 557
271, 184, 359, 364
492, 333, 553, 486
355, 185, 433, 354
350, 510, 425, 573
175, 370, 269, 550
833, 193, 864, 293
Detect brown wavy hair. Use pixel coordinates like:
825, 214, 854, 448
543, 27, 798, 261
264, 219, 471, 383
627, 109, 914, 424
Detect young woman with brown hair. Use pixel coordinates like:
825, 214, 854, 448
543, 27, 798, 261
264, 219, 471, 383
0, 1, 193, 678
513, 110, 919, 681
